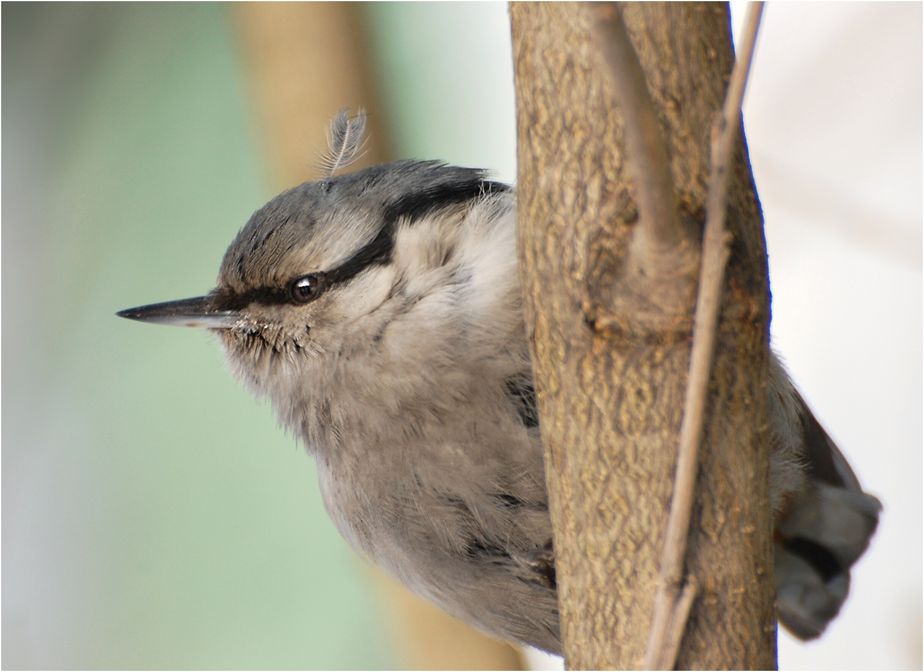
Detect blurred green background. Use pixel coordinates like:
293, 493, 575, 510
3, 2, 920, 670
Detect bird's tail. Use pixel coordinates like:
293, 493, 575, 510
774, 396, 882, 640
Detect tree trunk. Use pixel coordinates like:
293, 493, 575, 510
510, 3, 777, 668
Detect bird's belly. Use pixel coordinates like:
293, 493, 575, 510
313, 450, 562, 653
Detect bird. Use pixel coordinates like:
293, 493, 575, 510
118, 111, 880, 654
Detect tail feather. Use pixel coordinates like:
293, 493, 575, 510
775, 394, 881, 640
775, 544, 850, 640
778, 481, 881, 569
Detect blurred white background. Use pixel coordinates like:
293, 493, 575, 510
737, 3, 921, 669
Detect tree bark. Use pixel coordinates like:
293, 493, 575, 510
510, 3, 776, 669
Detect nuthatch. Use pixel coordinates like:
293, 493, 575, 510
119, 111, 880, 653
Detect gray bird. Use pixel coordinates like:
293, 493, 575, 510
118, 113, 880, 654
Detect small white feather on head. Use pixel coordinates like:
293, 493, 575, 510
318, 108, 368, 178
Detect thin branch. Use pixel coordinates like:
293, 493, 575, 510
643, 4, 766, 669
593, 3, 685, 254
658, 576, 699, 669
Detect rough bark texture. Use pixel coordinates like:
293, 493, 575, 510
510, 3, 776, 669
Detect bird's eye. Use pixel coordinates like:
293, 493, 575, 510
289, 273, 326, 304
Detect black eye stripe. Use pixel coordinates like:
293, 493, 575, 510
324, 223, 394, 286
217, 178, 509, 310
324, 180, 509, 287
383, 180, 508, 224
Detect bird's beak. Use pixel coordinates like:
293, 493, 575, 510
116, 295, 240, 329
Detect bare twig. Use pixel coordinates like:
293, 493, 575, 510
659, 576, 699, 669
593, 3, 685, 254
642, 4, 766, 669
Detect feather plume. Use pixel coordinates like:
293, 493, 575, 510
318, 108, 368, 178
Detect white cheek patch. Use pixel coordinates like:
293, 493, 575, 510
391, 212, 466, 298
331, 264, 398, 322
393, 217, 452, 272
449, 196, 518, 321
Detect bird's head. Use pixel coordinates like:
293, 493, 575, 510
118, 159, 510, 401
